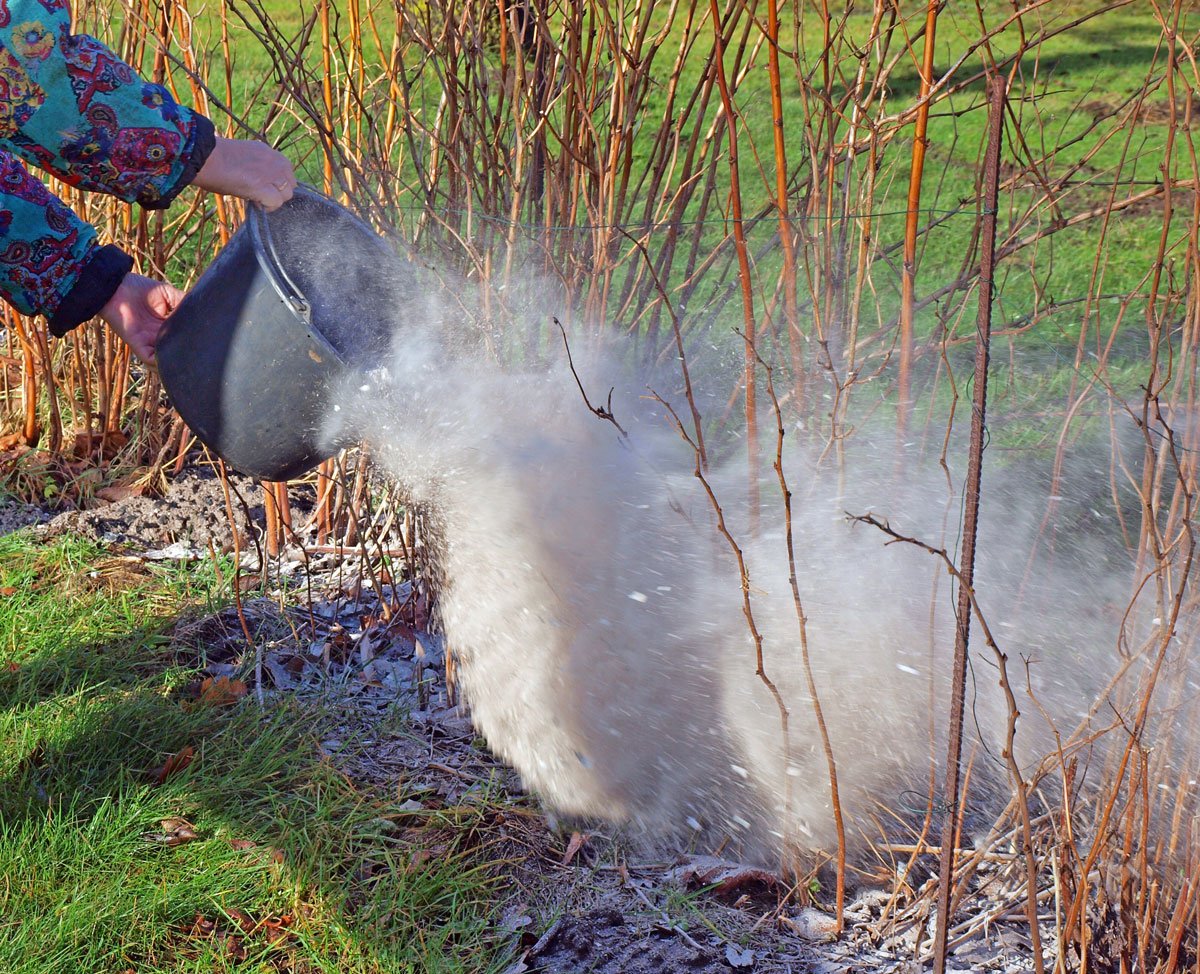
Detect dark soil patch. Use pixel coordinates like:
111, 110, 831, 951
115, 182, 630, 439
524, 908, 732, 974
0, 498, 48, 537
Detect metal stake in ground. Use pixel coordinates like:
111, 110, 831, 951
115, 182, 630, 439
931, 74, 1008, 974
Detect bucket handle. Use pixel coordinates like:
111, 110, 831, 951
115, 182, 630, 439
249, 187, 323, 324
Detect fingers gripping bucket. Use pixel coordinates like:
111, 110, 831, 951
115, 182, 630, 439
156, 187, 402, 482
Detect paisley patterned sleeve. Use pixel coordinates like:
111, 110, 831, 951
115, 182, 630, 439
0, 147, 131, 333
0, 0, 215, 330
0, 0, 215, 210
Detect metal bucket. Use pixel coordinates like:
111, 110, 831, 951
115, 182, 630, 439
156, 186, 406, 482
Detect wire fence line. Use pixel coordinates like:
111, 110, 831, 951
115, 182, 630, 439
386, 202, 987, 233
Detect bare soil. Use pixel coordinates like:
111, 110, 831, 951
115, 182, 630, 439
15, 472, 1050, 973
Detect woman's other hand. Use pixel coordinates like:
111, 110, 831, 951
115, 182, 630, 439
98, 273, 184, 362
192, 136, 298, 211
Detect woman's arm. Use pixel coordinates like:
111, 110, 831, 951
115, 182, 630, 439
0, 0, 217, 208
0, 147, 132, 334
0, 1, 297, 359
192, 136, 297, 212
0, 148, 181, 361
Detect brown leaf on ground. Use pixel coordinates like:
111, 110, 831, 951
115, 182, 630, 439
663, 855, 785, 898
142, 816, 201, 847
71, 429, 128, 461
151, 745, 194, 786
194, 676, 248, 708
405, 848, 433, 873
561, 831, 588, 866
185, 913, 216, 936
162, 816, 200, 838
177, 908, 294, 954
94, 475, 149, 504
224, 934, 247, 961
262, 915, 295, 944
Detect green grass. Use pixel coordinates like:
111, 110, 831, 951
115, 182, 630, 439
0, 532, 512, 973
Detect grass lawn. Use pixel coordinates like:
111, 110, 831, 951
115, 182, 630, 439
0, 532, 511, 973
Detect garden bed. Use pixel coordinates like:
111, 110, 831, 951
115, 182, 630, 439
1, 470, 1057, 973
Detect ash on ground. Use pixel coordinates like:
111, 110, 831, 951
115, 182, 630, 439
36, 466, 269, 551
0, 497, 49, 536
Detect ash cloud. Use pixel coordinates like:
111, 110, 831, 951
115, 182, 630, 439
324, 269, 1192, 866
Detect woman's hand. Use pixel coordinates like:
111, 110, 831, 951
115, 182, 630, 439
98, 273, 184, 362
192, 136, 298, 211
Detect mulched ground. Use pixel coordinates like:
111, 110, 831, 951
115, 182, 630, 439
4, 472, 1053, 974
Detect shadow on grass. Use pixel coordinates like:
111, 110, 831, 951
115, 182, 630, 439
883, 41, 1164, 103
0, 624, 513, 974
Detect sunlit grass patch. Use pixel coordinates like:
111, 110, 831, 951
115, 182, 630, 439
0, 535, 511, 973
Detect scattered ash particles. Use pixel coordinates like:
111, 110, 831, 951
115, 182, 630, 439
39, 466, 269, 551
0, 497, 48, 536
15, 458, 1056, 974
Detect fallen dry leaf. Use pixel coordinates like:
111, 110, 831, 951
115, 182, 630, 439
162, 816, 200, 837
185, 913, 216, 936
228, 908, 254, 933
94, 482, 148, 504
560, 831, 588, 867
194, 676, 248, 708
224, 934, 247, 961
664, 855, 785, 898
142, 816, 201, 847
152, 745, 195, 786
263, 915, 294, 944
780, 906, 839, 942
71, 429, 128, 461
725, 944, 756, 968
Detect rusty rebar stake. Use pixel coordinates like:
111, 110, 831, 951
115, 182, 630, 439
932, 75, 1008, 974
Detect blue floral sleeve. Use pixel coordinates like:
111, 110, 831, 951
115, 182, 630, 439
0, 0, 214, 331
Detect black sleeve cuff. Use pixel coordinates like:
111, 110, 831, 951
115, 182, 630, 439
47, 245, 135, 337
140, 113, 217, 211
